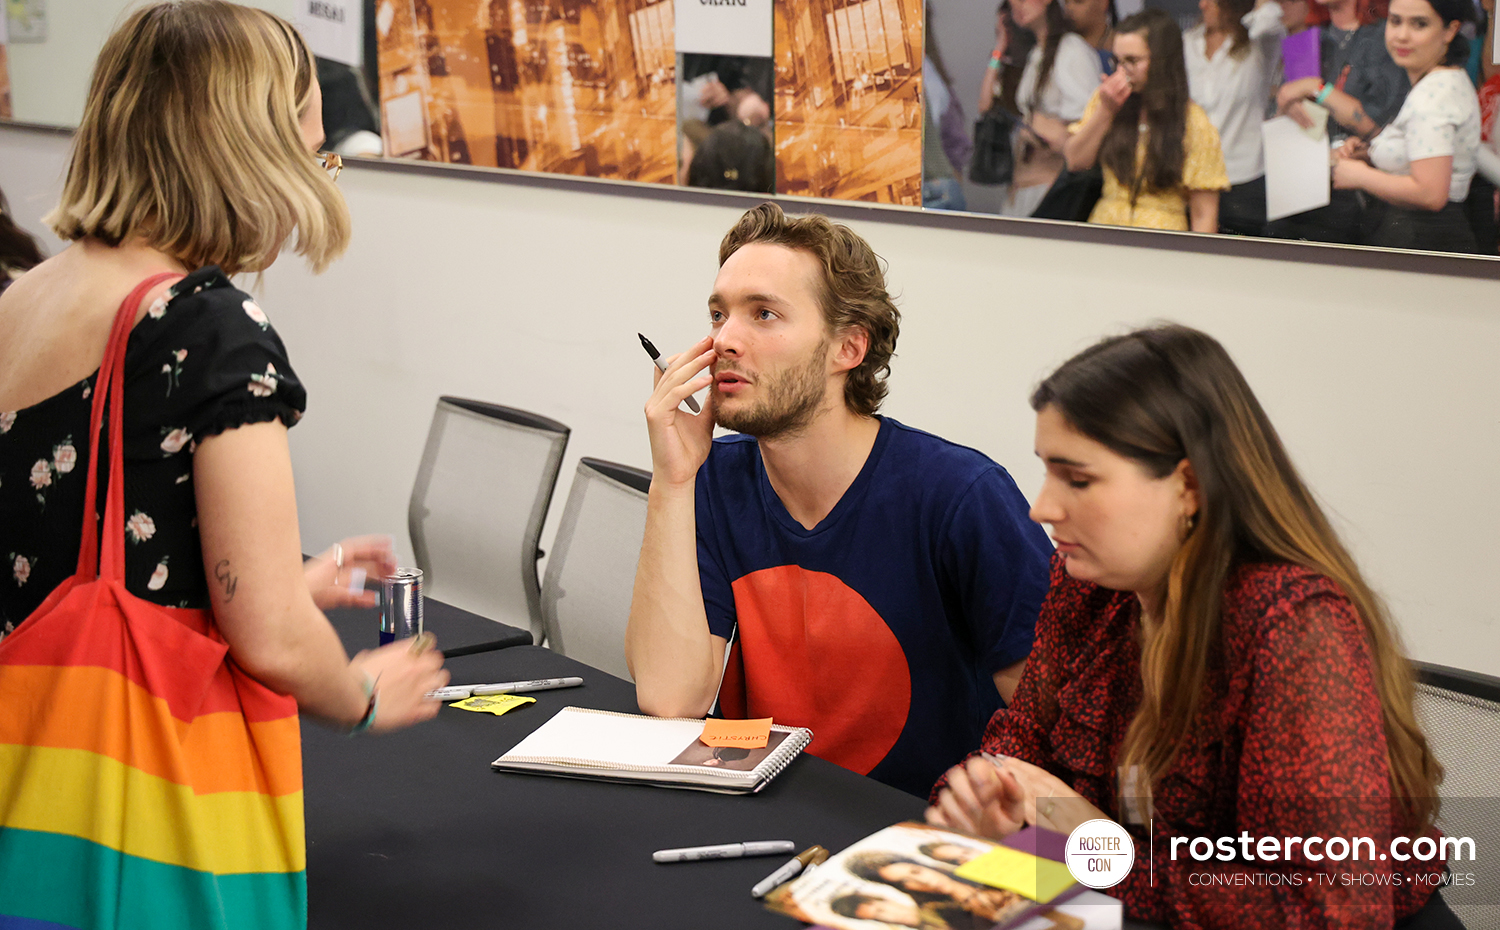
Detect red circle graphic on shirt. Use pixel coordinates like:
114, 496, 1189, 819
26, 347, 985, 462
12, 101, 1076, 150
718, 565, 911, 776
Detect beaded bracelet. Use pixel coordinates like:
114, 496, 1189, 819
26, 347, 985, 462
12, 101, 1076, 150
348, 674, 378, 736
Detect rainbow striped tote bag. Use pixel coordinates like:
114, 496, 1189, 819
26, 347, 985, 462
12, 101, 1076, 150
0, 274, 305, 930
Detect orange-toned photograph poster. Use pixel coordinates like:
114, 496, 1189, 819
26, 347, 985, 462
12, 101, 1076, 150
772, 0, 922, 205
0, 46, 11, 120
376, 0, 676, 183
0, 10, 10, 121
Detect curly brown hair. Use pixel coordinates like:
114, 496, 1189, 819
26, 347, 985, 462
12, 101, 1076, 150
718, 203, 901, 417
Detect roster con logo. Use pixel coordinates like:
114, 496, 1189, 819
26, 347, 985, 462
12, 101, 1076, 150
1065, 820, 1137, 889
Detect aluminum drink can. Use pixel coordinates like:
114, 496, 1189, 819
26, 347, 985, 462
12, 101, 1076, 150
379, 568, 424, 646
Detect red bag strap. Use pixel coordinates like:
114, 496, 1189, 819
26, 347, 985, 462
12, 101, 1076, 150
76, 272, 185, 582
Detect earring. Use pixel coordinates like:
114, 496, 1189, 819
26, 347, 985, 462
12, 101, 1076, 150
1180, 510, 1199, 540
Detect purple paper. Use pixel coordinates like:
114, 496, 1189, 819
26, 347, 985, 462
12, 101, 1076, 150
1000, 825, 1070, 863
1282, 29, 1321, 82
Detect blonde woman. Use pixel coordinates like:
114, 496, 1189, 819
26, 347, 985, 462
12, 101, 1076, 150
0, 0, 446, 920
928, 325, 1454, 928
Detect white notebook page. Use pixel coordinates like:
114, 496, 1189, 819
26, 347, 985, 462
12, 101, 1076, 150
503, 709, 709, 768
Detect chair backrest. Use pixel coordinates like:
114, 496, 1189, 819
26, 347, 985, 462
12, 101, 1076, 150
1411, 662, 1500, 928
408, 397, 569, 643
540, 457, 651, 680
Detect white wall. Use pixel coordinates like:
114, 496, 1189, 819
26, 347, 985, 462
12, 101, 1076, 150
3, 122, 1497, 675
4, 0, 293, 127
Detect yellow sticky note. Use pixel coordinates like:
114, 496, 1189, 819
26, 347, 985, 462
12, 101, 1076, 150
700, 717, 772, 748
955, 846, 1076, 903
450, 694, 535, 716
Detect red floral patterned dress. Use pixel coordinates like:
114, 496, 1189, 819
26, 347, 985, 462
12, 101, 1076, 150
938, 555, 1448, 927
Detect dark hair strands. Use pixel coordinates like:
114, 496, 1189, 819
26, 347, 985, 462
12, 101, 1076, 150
1031, 324, 1443, 834
1419, 0, 1475, 65
0, 190, 46, 287
1214, 0, 1256, 59
1031, 0, 1079, 113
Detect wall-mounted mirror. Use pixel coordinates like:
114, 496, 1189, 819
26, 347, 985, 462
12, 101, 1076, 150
2, 0, 1496, 257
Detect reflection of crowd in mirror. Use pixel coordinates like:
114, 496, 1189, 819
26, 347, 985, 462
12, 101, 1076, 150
1184, 0, 1285, 234
1007, 0, 1106, 216
923, 4, 974, 210
925, 0, 1500, 252
1066, 9, 1231, 231
678, 54, 776, 194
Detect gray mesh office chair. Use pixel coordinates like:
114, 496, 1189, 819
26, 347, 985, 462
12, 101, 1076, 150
1412, 662, 1500, 930
539, 457, 651, 680
408, 397, 569, 643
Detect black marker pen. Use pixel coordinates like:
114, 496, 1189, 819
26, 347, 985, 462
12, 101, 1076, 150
639, 333, 703, 414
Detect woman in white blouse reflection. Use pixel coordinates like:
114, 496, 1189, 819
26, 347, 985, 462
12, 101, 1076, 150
1005, 0, 1104, 216
1185, 0, 1285, 236
1331, 0, 1481, 252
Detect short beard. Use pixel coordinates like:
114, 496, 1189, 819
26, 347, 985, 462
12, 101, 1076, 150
714, 338, 830, 441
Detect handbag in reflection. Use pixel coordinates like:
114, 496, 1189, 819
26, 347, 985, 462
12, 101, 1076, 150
1031, 165, 1105, 222
970, 103, 1019, 186
0, 274, 306, 929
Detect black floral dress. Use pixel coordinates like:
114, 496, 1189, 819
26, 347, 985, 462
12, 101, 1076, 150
0, 266, 305, 638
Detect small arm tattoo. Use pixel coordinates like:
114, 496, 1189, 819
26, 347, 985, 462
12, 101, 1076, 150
214, 559, 238, 602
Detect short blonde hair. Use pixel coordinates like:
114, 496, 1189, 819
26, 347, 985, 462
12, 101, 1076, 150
46, 0, 350, 275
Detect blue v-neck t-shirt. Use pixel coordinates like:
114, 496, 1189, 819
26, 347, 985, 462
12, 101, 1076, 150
695, 416, 1053, 797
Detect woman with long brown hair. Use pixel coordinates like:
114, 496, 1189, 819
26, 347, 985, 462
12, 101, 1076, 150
1331, 0, 1481, 252
1064, 10, 1230, 231
928, 325, 1456, 928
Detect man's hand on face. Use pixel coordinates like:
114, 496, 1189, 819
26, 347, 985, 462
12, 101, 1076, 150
645, 335, 717, 491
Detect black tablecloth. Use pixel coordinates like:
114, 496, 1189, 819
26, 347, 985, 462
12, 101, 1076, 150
302, 646, 928, 929
323, 598, 531, 658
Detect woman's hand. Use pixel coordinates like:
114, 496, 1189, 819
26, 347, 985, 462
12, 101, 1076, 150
1332, 155, 1370, 190
1099, 70, 1133, 113
1335, 137, 1370, 162
990, 755, 1110, 835
698, 79, 730, 109
926, 756, 1027, 840
348, 637, 449, 732
306, 534, 396, 610
1277, 77, 1321, 128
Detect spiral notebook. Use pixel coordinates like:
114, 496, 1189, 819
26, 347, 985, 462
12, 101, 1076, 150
490, 706, 812, 794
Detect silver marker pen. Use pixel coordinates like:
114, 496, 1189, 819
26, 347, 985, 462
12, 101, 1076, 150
653, 840, 795, 863
471, 676, 583, 695
428, 677, 584, 701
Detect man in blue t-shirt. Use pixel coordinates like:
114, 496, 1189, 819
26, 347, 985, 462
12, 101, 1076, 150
624, 203, 1053, 798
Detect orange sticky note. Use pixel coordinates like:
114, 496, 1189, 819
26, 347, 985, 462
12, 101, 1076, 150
701, 717, 772, 749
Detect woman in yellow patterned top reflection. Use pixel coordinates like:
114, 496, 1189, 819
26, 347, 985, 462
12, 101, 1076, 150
1063, 9, 1231, 231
